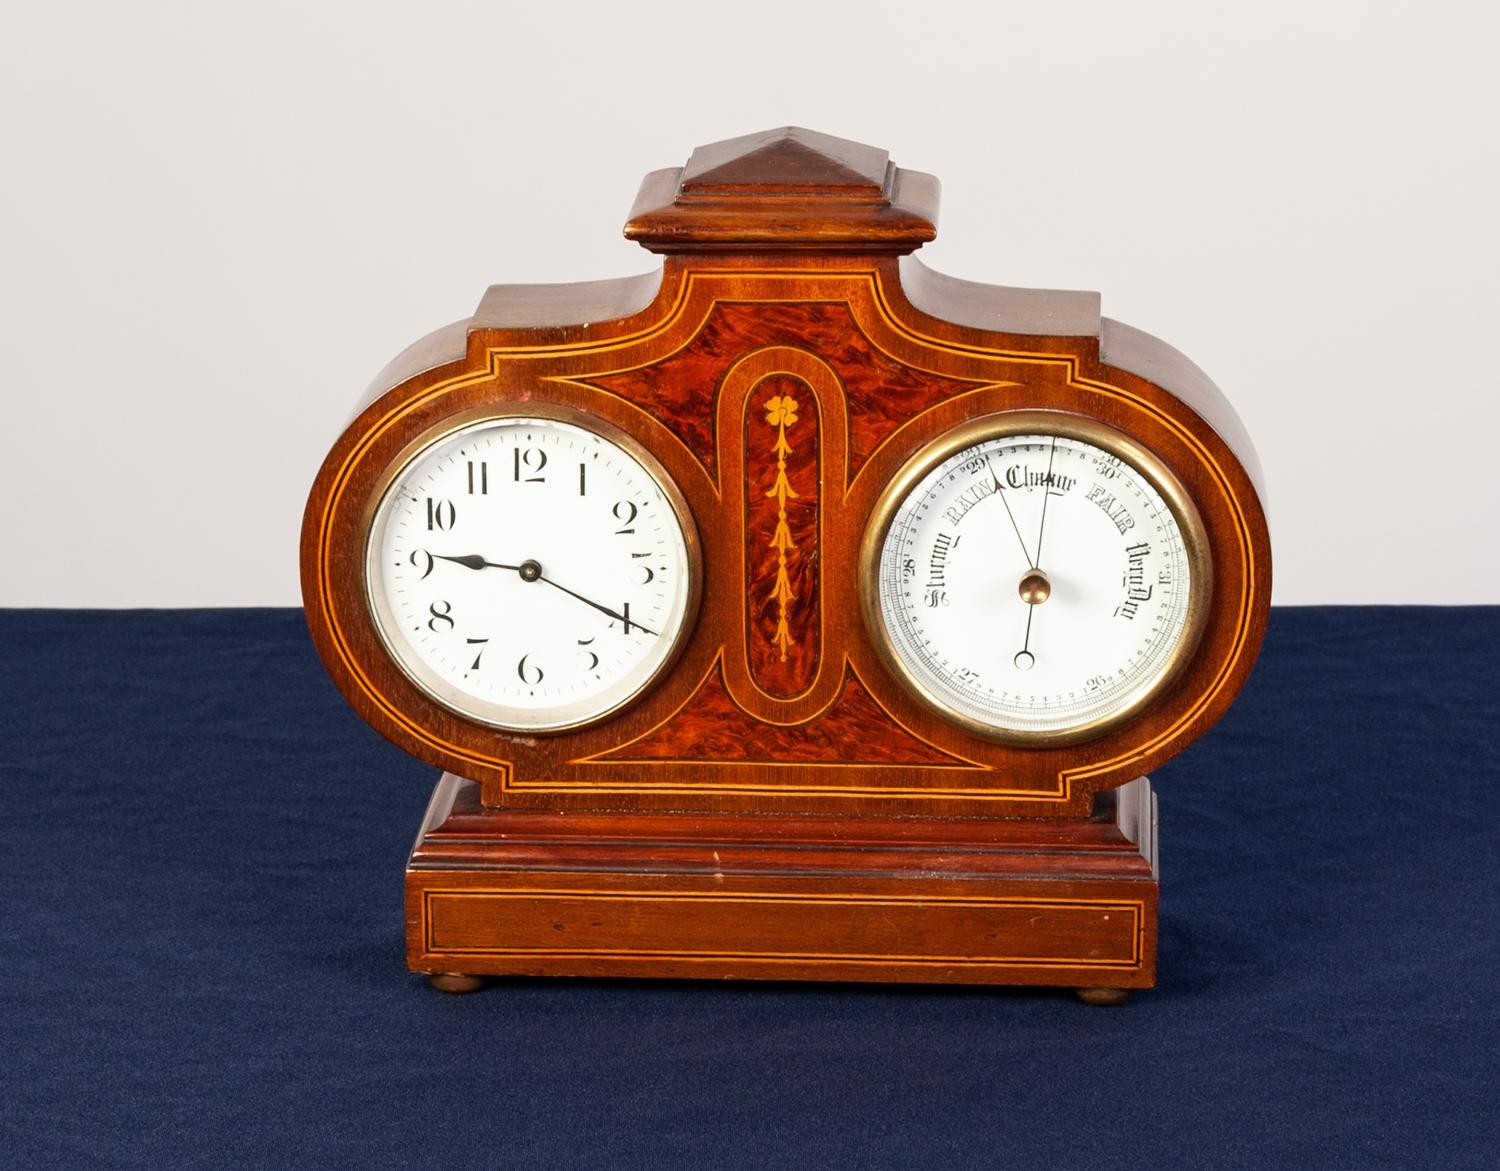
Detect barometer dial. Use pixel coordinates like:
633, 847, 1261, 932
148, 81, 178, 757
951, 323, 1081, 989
366, 412, 699, 732
863, 412, 1210, 745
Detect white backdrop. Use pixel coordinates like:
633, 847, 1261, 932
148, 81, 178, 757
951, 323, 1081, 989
2, 0, 1495, 606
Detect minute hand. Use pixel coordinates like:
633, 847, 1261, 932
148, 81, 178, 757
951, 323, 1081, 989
537, 573, 659, 637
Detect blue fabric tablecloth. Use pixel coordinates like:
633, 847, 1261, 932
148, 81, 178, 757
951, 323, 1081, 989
1, 607, 1496, 1169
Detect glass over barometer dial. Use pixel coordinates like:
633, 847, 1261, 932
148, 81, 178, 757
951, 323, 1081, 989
366, 411, 699, 732
863, 412, 1210, 745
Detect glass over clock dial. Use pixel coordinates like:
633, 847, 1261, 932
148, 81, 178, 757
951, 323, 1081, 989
863, 412, 1210, 745
365, 411, 699, 732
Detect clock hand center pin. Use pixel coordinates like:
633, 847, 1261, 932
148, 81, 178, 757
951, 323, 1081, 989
1019, 569, 1051, 605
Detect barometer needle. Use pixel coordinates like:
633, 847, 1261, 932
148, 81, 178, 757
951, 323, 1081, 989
432, 552, 658, 637
1032, 437, 1059, 568
1012, 605, 1037, 672
1010, 439, 1056, 671
990, 461, 1036, 568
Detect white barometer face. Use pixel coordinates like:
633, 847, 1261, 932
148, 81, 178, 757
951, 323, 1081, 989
865, 413, 1209, 745
366, 412, 699, 732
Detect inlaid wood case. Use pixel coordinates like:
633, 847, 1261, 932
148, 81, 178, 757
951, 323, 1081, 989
301, 129, 1271, 999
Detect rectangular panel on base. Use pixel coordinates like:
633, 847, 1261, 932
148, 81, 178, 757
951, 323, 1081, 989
405, 774, 1159, 990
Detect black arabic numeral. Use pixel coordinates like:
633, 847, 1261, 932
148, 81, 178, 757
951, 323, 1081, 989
427, 600, 454, 632
576, 636, 599, 671
612, 500, 638, 534
425, 499, 456, 531
514, 447, 547, 482
409, 549, 435, 579
516, 654, 544, 685
465, 637, 489, 670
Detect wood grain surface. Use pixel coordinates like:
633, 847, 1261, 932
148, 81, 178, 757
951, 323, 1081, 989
300, 128, 1271, 989
407, 774, 1158, 988
301, 255, 1270, 818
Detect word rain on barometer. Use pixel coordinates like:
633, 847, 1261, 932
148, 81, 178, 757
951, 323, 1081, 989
302, 129, 1271, 1003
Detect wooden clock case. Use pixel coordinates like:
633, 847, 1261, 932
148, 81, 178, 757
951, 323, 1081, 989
301, 128, 1271, 1000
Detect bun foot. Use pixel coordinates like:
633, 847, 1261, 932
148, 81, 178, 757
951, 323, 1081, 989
429, 972, 485, 994
1075, 987, 1130, 1006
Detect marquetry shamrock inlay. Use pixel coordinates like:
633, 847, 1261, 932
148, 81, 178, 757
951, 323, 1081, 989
764, 393, 801, 661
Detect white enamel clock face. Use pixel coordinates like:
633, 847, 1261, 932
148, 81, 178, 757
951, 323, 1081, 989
366, 414, 698, 732
867, 415, 1208, 744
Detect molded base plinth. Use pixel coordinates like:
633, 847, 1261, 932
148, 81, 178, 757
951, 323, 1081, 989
406, 774, 1159, 991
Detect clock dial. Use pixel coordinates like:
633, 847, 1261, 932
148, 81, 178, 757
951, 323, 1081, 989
366, 413, 698, 732
865, 414, 1209, 744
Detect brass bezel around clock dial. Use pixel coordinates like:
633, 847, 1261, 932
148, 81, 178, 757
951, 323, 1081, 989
859, 409, 1213, 748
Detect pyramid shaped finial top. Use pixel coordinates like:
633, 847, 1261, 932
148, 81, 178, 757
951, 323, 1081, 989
624, 128, 939, 254
679, 127, 889, 200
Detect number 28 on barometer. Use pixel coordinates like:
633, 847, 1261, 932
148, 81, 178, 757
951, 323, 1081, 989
302, 129, 1271, 1002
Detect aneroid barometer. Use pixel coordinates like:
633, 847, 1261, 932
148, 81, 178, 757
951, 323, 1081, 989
302, 129, 1271, 1003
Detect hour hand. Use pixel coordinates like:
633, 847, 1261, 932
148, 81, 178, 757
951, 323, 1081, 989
432, 553, 520, 572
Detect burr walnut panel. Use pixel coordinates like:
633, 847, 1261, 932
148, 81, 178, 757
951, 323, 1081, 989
744, 374, 820, 697
304, 262, 1270, 818
590, 664, 967, 767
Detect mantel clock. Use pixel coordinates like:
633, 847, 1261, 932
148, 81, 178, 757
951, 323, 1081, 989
301, 128, 1271, 1003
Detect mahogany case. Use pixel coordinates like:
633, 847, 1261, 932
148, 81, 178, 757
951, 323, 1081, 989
301, 128, 1271, 994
